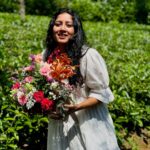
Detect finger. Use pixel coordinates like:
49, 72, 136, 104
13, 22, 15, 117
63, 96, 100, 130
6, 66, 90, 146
51, 111, 58, 115
64, 104, 75, 108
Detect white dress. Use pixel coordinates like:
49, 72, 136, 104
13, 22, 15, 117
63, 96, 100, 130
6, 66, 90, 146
47, 47, 120, 150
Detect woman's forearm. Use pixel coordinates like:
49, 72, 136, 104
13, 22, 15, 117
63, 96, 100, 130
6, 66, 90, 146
76, 97, 101, 110
64, 97, 101, 113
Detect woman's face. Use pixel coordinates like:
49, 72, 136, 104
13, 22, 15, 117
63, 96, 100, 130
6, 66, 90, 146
53, 13, 75, 47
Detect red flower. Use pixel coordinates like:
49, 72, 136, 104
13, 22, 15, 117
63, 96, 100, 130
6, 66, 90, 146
41, 98, 54, 111
12, 82, 20, 90
33, 91, 44, 102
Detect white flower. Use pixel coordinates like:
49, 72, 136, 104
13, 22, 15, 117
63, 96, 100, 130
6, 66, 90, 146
27, 92, 32, 99
25, 90, 37, 109
26, 99, 36, 110
48, 91, 57, 100
50, 81, 59, 89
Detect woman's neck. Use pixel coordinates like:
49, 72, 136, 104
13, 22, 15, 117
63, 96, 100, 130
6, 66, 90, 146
56, 44, 66, 52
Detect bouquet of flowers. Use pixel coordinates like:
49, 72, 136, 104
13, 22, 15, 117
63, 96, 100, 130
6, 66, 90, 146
10, 51, 77, 118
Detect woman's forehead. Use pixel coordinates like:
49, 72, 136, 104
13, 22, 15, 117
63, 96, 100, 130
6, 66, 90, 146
55, 13, 73, 22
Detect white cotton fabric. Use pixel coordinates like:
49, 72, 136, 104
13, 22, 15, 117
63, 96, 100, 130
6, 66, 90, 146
47, 47, 120, 150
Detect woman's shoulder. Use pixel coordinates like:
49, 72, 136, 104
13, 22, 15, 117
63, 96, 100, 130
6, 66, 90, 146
81, 45, 102, 59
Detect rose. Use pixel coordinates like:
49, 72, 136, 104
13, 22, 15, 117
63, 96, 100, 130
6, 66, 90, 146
39, 62, 52, 80
24, 76, 34, 83
33, 91, 44, 102
12, 82, 20, 90
41, 98, 54, 111
39, 63, 50, 75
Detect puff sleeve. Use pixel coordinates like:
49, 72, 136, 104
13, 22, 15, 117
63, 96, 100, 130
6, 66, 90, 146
82, 48, 114, 104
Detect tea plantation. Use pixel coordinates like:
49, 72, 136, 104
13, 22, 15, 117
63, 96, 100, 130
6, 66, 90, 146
0, 13, 150, 149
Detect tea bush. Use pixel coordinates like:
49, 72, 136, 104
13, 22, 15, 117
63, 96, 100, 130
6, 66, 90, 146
1, 0, 150, 24
0, 13, 150, 149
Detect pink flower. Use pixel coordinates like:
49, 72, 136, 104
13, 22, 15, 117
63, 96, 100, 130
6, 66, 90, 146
17, 92, 27, 105
41, 98, 54, 111
34, 54, 42, 63
33, 91, 44, 102
24, 65, 34, 71
29, 54, 35, 62
40, 63, 52, 79
12, 82, 20, 90
24, 76, 33, 83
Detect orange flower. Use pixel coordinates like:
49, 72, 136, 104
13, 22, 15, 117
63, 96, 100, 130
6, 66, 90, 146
50, 53, 77, 81
56, 53, 72, 65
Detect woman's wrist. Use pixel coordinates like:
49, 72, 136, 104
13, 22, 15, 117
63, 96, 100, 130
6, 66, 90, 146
74, 103, 81, 111
64, 98, 100, 114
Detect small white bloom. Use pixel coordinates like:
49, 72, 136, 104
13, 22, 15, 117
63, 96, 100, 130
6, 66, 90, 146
32, 88, 37, 92
52, 94, 56, 100
61, 79, 68, 84
50, 81, 59, 89
26, 99, 36, 110
48, 91, 57, 100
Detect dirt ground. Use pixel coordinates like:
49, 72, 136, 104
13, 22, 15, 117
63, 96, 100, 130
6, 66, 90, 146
122, 129, 150, 150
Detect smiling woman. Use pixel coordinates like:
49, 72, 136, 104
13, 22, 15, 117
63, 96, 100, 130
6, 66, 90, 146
53, 13, 75, 47
43, 8, 120, 150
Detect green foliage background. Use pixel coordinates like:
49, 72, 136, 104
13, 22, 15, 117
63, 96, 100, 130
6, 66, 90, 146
0, 0, 150, 24
0, 12, 150, 149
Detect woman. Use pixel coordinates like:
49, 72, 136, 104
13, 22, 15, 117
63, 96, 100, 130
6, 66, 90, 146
43, 8, 120, 150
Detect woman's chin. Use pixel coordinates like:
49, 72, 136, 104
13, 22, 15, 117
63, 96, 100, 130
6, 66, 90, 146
57, 39, 69, 44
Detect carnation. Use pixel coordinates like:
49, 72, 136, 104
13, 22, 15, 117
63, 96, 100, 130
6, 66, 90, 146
12, 82, 20, 90
41, 98, 54, 111
33, 91, 44, 102
24, 76, 34, 83
17, 91, 27, 105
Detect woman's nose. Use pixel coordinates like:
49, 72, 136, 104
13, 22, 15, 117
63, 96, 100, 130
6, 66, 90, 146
60, 24, 66, 30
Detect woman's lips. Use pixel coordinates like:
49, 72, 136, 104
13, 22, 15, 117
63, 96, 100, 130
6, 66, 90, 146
57, 34, 67, 39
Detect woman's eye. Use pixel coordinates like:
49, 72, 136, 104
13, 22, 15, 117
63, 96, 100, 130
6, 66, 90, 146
54, 22, 62, 26
67, 24, 73, 27
54, 22, 73, 28
54, 23, 61, 27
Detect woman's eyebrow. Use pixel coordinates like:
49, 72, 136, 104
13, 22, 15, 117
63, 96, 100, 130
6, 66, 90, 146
55, 20, 73, 23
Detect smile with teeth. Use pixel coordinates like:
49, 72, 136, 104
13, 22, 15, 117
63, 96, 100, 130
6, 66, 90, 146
57, 33, 68, 39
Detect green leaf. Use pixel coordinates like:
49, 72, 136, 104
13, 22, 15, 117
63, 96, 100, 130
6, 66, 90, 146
39, 117, 49, 123
130, 112, 139, 116
8, 144, 17, 149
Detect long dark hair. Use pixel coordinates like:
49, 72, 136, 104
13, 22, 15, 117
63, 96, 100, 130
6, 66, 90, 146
44, 8, 87, 86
